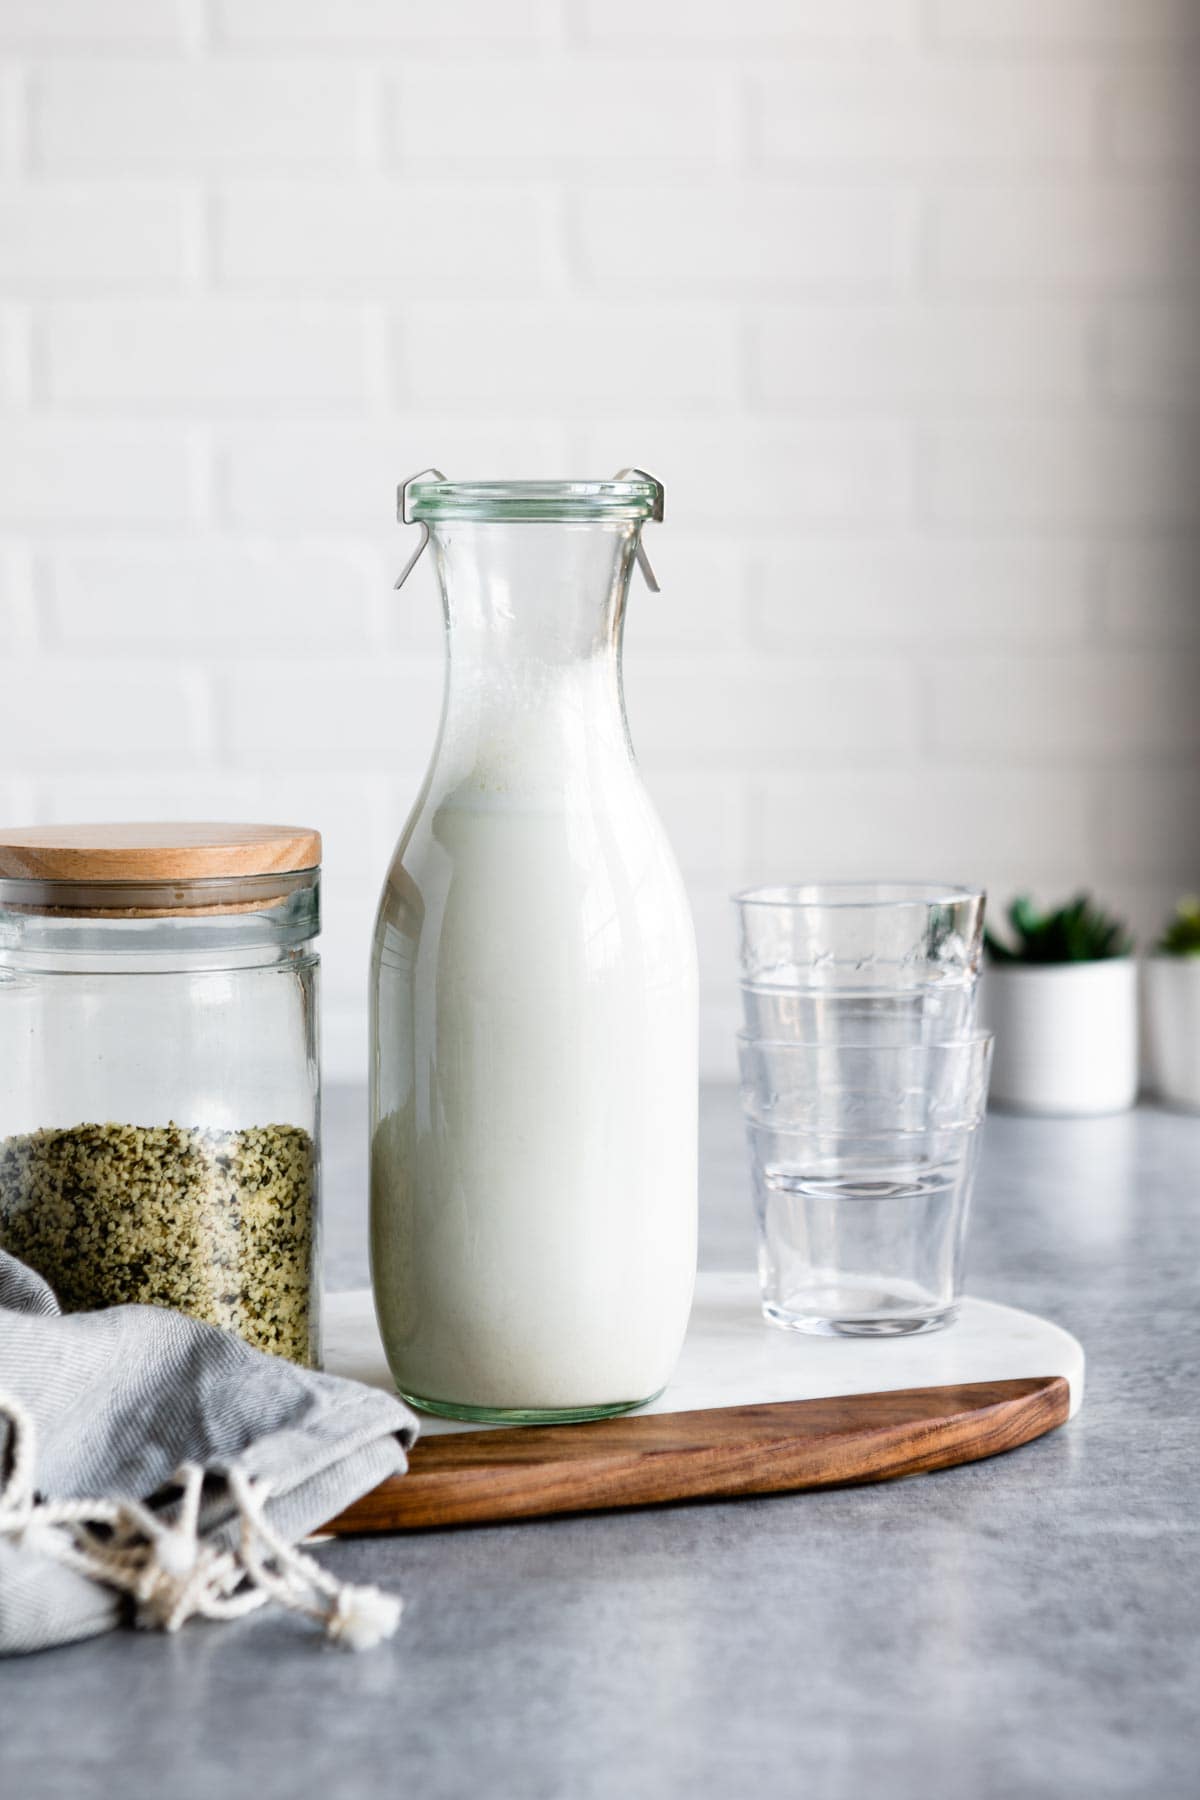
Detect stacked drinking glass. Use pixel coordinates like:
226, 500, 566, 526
733, 883, 991, 1338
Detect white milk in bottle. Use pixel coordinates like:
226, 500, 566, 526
370, 477, 698, 1420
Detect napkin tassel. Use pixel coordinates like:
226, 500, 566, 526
0, 1388, 401, 1651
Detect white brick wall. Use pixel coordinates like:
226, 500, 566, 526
0, 0, 1196, 1082
34, 66, 373, 171
929, 180, 1200, 289
45, 303, 376, 407
216, 181, 553, 293
575, 185, 912, 290
753, 64, 1095, 164
398, 304, 741, 408
0, 425, 195, 523
0, 186, 190, 287
392, 64, 739, 166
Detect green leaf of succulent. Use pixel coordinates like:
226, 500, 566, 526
1157, 897, 1200, 956
985, 891, 1133, 964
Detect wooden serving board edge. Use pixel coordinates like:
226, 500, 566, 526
324, 1375, 1070, 1535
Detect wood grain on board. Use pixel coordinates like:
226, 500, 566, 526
325, 1376, 1070, 1534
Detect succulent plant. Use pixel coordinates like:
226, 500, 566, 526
985, 893, 1133, 965
1156, 897, 1200, 957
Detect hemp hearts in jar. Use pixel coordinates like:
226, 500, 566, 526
0, 1120, 316, 1363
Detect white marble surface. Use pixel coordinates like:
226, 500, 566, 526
325, 1276, 1085, 1429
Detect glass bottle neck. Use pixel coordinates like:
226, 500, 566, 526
426, 520, 643, 792
430, 519, 638, 668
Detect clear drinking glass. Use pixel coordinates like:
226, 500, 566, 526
734, 882, 985, 991
370, 475, 698, 1423
743, 1035, 993, 1337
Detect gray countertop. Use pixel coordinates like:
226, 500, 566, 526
3, 1088, 1198, 1800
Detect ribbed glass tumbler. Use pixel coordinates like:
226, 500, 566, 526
740, 1034, 993, 1337
736, 881, 985, 1016
734, 883, 989, 1337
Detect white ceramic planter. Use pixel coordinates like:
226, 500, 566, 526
981, 958, 1138, 1116
1144, 955, 1200, 1111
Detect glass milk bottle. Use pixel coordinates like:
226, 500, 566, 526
370, 473, 698, 1422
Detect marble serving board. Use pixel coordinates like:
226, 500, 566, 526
321, 1276, 1084, 1533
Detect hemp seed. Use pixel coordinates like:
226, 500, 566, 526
0, 1120, 316, 1365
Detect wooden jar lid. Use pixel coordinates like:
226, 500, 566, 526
0, 823, 322, 884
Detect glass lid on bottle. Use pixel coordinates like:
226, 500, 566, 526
403, 470, 663, 523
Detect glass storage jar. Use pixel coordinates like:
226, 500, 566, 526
0, 824, 321, 1365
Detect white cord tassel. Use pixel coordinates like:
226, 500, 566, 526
227, 1466, 402, 1650
0, 1389, 402, 1651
